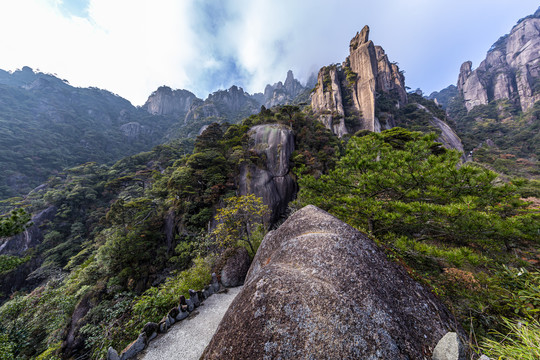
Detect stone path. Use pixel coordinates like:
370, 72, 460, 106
139, 286, 242, 360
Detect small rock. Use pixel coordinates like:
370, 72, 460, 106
176, 307, 189, 321
120, 333, 147, 360
142, 322, 158, 339
189, 289, 200, 307
477, 355, 490, 360
432, 332, 466, 360
169, 307, 179, 319
186, 298, 195, 312
211, 273, 220, 293
158, 316, 170, 333
107, 347, 120, 360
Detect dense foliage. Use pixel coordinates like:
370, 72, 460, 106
0, 67, 186, 199
296, 127, 540, 352
0, 105, 342, 359
0, 93, 538, 359
448, 96, 539, 179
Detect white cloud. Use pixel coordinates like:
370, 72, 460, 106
0, 0, 539, 104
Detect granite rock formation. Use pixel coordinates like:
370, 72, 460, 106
184, 85, 261, 125
262, 70, 306, 108
142, 86, 199, 116
237, 124, 296, 224
0, 205, 57, 256
457, 8, 540, 111
311, 26, 407, 136
202, 205, 465, 359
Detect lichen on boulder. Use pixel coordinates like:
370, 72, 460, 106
202, 205, 466, 359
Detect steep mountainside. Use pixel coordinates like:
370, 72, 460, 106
0, 67, 182, 199
142, 86, 199, 117
185, 85, 261, 125
261, 70, 307, 108
143, 71, 310, 138
457, 8, 540, 112
311, 25, 408, 136
310, 26, 464, 156
431, 9, 540, 178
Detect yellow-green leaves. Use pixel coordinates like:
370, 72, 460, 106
211, 194, 269, 254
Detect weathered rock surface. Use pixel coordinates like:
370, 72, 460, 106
220, 247, 251, 287
142, 86, 198, 116
237, 123, 296, 224
311, 25, 407, 136
0, 205, 57, 256
457, 9, 540, 111
415, 104, 465, 156
432, 332, 466, 360
184, 86, 260, 125
202, 205, 464, 359
119, 121, 152, 140
263, 70, 306, 108
120, 332, 147, 360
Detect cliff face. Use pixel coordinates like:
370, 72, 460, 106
311, 26, 407, 136
142, 86, 199, 116
262, 70, 306, 108
237, 124, 296, 224
184, 85, 261, 125
202, 205, 465, 359
457, 9, 540, 111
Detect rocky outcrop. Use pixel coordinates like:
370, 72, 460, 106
119, 122, 153, 140
202, 205, 465, 359
457, 8, 540, 111
219, 247, 251, 287
428, 85, 458, 109
415, 104, 465, 156
184, 86, 260, 125
237, 124, 296, 224
142, 86, 198, 116
0, 206, 57, 256
311, 25, 407, 136
310, 65, 349, 137
263, 70, 306, 108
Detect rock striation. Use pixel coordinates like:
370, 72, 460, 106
457, 8, 540, 111
237, 124, 296, 224
142, 86, 199, 116
202, 205, 465, 359
311, 25, 407, 136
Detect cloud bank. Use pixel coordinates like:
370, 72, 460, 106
0, 0, 538, 105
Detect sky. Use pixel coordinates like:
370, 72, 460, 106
0, 0, 538, 106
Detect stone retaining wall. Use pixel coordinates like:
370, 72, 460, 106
107, 273, 222, 360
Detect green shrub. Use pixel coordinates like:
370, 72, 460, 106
481, 318, 540, 360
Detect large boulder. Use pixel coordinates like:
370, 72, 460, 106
219, 247, 251, 288
237, 123, 296, 224
202, 205, 465, 359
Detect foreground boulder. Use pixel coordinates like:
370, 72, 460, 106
202, 205, 465, 359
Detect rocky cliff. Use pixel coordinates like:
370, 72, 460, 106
237, 124, 296, 224
142, 86, 199, 116
457, 8, 540, 111
311, 26, 407, 136
202, 205, 465, 359
262, 70, 306, 108
0, 206, 57, 256
184, 85, 261, 126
